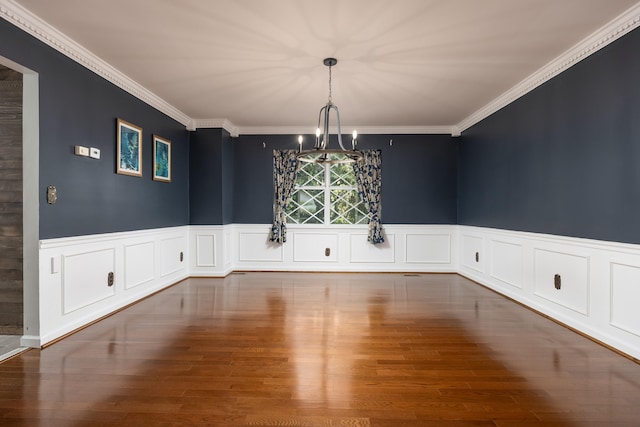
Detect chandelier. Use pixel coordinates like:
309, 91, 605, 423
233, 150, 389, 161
297, 58, 362, 164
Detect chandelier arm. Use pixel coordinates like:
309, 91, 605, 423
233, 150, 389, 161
323, 103, 332, 150
316, 105, 327, 149
331, 104, 347, 151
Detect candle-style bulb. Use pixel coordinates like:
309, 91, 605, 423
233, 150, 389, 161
352, 130, 358, 149
298, 135, 303, 152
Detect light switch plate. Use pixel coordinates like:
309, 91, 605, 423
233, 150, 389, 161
90, 147, 100, 159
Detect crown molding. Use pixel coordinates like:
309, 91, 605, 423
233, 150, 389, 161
195, 124, 460, 137
237, 125, 459, 136
0, 0, 192, 129
456, 2, 640, 134
191, 119, 240, 136
2, 0, 637, 138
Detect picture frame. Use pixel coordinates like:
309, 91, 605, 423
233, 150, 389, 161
153, 134, 171, 182
116, 118, 143, 177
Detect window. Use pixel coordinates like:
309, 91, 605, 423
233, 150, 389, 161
286, 155, 368, 225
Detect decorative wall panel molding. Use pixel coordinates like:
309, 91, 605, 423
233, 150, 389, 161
196, 234, 216, 267
461, 234, 484, 273
160, 236, 186, 277
405, 234, 450, 264
294, 233, 339, 263
62, 248, 115, 314
188, 226, 232, 277
458, 225, 640, 361
124, 242, 155, 290
533, 248, 589, 315
224, 230, 232, 268
39, 226, 188, 346
350, 233, 395, 264
230, 224, 455, 272
36, 223, 640, 361
489, 240, 523, 289
610, 262, 640, 337
238, 231, 284, 263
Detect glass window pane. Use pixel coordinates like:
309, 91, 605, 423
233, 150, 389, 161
330, 162, 356, 186
286, 160, 371, 226
297, 162, 325, 186
330, 189, 368, 224
286, 189, 324, 224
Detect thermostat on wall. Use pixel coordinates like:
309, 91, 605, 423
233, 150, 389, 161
74, 145, 89, 156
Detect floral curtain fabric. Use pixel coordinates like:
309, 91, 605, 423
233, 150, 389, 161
269, 149, 299, 243
353, 149, 384, 244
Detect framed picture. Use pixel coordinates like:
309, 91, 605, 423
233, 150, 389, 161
116, 118, 143, 177
153, 134, 171, 182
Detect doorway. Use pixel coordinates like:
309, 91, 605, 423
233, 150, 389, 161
0, 64, 23, 358
0, 58, 39, 360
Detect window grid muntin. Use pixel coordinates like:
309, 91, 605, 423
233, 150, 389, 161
287, 188, 324, 224
286, 161, 367, 225
330, 188, 369, 225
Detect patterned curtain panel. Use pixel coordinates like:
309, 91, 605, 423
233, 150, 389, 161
353, 149, 384, 244
269, 149, 299, 244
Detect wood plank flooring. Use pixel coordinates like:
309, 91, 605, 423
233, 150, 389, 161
1, 272, 639, 426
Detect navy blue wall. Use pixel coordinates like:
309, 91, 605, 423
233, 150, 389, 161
10, 12, 636, 242
233, 135, 293, 224
189, 128, 233, 224
221, 130, 234, 224
0, 19, 190, 239
233, 134, 458, 224
458, 28, 640, 244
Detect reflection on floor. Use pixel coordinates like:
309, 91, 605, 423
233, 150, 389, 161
0, 335, 26, 362
1, 273, 640, 425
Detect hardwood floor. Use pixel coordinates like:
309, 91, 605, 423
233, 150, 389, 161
1, 272, 639, 426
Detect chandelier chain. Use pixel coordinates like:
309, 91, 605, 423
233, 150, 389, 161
328, 65, 332, 103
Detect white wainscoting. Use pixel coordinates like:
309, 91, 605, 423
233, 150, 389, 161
38, 226, 189, 346
533, 248, 589, 315
189, 225, 234, 276
124, 242, 154, 290
405, 234, 450, 264
610, 262, 640, 338
229, 224, 457, 272
36, 223, 640, 360
457, 225, 640, 361
62, 248, 116, 314
489, 239, 523, 289
35, 224, 455, 346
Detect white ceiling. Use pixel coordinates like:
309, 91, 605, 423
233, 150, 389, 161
6, 0, 640, 134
